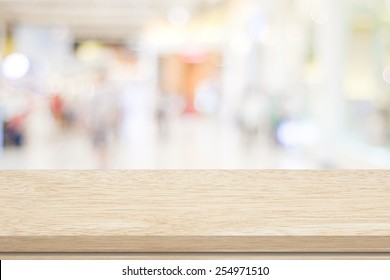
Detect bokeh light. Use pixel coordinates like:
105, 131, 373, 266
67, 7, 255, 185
1, 53, 30, 80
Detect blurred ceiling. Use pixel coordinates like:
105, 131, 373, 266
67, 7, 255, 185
0, 0, 224, 42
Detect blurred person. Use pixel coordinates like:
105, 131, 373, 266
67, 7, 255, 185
194, 76, 221, 116
62, 99, 77, 129
50, 92, 78, 130
2, 96, 33, 148
4, 112, 27, 147
50, 93, 64, 125
155, 91, 186, 142
155, 92, 170, 141
236, 88, 270, 149
86, 69, 123, 168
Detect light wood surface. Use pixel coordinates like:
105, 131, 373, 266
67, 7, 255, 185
1, 170, 390, 254
2, 253, 390, 260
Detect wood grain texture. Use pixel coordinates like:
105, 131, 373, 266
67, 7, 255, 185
1, 170, 390, 253
2, 253, 390, 260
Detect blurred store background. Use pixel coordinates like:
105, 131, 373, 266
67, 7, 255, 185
0, 0, 390, 168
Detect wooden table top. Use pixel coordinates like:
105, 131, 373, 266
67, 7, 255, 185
1, 170, 390, 254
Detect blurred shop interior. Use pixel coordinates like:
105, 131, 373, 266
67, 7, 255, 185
1, 0, 390, 168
